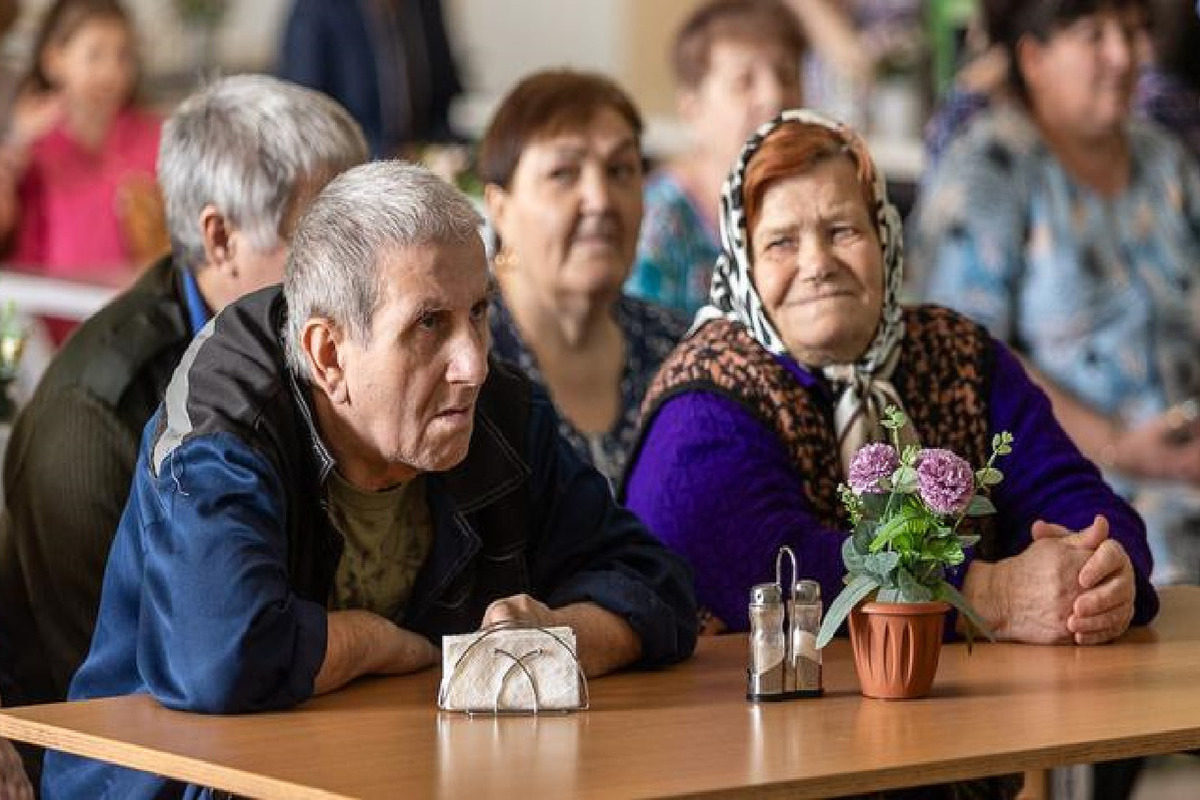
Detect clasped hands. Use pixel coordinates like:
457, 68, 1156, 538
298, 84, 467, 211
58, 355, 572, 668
977, 514, 1136, 645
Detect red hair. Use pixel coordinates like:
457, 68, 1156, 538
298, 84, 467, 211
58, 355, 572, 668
742, 121, 877, 245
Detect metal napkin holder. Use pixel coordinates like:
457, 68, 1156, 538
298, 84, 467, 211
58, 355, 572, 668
437, 621, 590, 715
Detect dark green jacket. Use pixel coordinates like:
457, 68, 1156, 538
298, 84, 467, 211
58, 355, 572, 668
0, 255, 191, 784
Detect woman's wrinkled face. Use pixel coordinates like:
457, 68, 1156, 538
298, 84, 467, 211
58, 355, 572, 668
487, 106, 643, 305
1021, 7, 1145, 139
750, 156, 884, 367
45, 18, 136, 112
683, 37, 802, 168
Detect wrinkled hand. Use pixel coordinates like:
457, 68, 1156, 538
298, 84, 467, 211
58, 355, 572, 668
1111, 412, 1200, 485
990, 518, 1106, 643
1032, 515, 1135, 645
481, 594, 558, 629
0, 738, 33, 800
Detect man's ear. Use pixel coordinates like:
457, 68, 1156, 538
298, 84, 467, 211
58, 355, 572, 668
302, 318, 349, 403
199, 205, 237, 278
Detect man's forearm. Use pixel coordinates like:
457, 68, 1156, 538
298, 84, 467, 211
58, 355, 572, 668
552, 602, 642, 678
314, 610, 438, 695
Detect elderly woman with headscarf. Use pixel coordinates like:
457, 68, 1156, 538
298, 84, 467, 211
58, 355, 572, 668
623, 111, 1158, 651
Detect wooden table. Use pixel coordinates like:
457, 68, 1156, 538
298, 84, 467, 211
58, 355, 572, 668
4, 587, 1200, 799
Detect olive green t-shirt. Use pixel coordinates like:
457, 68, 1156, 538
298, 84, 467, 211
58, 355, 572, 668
325, 470, 433, 619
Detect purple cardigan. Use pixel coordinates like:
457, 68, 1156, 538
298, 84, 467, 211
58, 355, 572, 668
625, 340, 1159, 634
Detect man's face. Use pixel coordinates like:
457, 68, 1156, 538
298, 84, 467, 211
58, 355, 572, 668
335, 238, 491, 488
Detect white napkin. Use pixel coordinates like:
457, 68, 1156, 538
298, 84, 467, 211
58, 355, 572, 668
439, 626, 581, 712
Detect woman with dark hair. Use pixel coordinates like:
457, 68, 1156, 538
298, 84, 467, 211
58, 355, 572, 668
480, 70, 686, 486
912, 0, 1200, 595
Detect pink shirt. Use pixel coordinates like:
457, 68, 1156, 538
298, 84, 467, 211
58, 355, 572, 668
12, 107, 160, 283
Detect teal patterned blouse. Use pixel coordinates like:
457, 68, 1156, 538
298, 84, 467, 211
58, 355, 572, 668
911, 106, 1200, 424
910, 106, 1200, 584
627, 171, 720, 318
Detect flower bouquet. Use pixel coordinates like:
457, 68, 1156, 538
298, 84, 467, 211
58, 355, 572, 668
815, 407, 1012, 698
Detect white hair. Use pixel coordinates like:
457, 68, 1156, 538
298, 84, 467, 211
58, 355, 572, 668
283, 160, 484, 379
158, 74, 368, 272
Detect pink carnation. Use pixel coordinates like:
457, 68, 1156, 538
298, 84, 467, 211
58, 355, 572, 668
916, 448, 975, 515
848, 443, 899, 494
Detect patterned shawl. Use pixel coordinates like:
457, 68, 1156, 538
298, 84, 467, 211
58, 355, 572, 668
691, 108, 911, 470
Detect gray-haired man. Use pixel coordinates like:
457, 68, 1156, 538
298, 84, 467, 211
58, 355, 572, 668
0, 75, 367, 787
44, 161, 698, 799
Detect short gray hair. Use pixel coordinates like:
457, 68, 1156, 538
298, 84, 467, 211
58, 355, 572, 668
283, 160, 484, 378
159, 74, 368, 272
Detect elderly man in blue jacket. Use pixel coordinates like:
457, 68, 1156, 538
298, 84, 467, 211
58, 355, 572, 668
44, 161, 698, 799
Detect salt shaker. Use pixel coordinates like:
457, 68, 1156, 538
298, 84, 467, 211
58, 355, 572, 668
788, 579, 823, 697
746, 582, 786, 701
747, 546, 824, 701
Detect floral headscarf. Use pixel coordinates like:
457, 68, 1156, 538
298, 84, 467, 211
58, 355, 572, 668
691, 108, 912, 471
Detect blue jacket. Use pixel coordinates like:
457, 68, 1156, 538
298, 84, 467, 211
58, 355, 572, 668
44, 287, 697, 799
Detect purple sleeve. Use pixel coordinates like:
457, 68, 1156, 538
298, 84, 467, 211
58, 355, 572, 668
625, 340, 1159, 635
985, 341, 1159, 626
625, 391, 847, 632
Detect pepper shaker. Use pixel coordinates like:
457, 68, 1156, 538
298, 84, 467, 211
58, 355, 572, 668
746, 583, 786, 701
788, 579, 823, 697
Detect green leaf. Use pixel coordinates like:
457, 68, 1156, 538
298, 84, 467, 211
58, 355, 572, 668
901, 444, 920, 466
957, 534, 980, 549
897, 567, 934, 602
976, 467, 1004, 486
842, 534, 865, 572
964, 494, 996, 516
861, 550, 901, 581
892, 466, 919, 494
936, 581, 996, 651
816, 574, 878, 649
860, 493, 888, 518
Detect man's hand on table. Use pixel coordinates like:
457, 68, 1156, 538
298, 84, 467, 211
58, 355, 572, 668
481, 594, 642, 678
315, 610, 439, 695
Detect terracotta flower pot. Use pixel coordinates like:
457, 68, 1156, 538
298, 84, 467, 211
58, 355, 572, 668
848, 600, 950, 699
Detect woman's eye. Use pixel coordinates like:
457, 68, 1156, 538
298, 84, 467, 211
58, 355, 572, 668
470, 302, 489, 323
831, 226, 860, 243
548, 165, 578, 183
418, 312, 439, 331
608, 161, 639, 181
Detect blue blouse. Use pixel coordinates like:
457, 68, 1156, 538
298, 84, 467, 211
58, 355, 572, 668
489, 294, 686, 487
912, 106, 1200, 424
910, 106, 1200, 584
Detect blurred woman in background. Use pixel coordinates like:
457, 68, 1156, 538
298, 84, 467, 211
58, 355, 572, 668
480, 70, 686, 487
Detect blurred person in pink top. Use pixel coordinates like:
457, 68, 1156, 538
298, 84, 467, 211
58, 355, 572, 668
0, 0, 161, 304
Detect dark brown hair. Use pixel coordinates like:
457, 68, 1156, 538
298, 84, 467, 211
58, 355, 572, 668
0, 0, 19, 38
985, 0, 1149, 100
26, 0, 135, 95
672, 0, 806, 90
478, 69, 643, 190
743, 121, 876, 247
